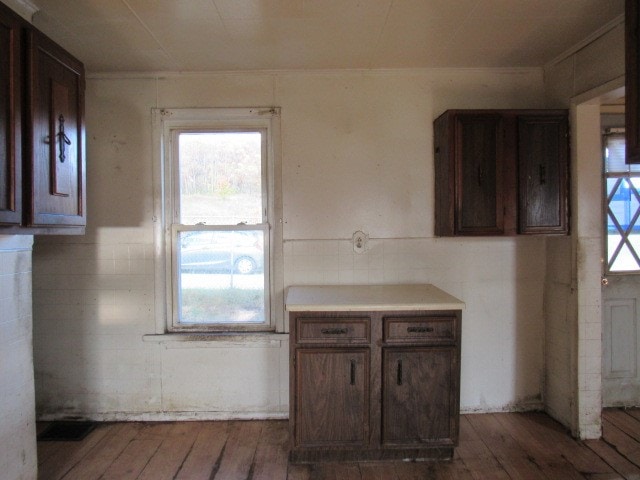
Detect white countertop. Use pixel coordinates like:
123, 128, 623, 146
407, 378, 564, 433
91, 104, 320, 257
285, 284, 465, 312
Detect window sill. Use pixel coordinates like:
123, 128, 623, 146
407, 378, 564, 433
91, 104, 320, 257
142, 331, 288, 347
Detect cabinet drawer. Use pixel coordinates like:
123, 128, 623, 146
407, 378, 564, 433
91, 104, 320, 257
295, 317, 370, 344
383, 316, 456, 344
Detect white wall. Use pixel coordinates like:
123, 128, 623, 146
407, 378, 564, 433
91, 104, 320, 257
543, 19, 624, 437
33, 68, 550, 419
0, 235, 37, 480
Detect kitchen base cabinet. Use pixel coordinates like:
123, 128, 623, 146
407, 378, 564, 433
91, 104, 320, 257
288, 286, 462, 464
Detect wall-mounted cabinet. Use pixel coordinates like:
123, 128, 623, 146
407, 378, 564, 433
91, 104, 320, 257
0, 2, 85, 235
434, 110, 569, 237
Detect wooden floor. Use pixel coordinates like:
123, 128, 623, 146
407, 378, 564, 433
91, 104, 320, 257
36, 409, 640, 480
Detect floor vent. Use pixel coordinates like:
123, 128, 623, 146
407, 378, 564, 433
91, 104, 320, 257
37, 421, 96, 441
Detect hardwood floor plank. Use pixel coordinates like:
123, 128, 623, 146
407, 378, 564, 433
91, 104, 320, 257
137, 422, 201, 480
37, 424, 114, 480
604, 409, 640, 443
584, 437, 640, 480
466, 413, 547, 480
175, 421, 229, 480
213, 420, 262, 480
250, 420, 289, 480
359, 462, 398, 480
621, 408, 640, 424
287, 463, 313, 480
303, 463, 360, 480
455, 416, 511, 480
493, 413, 588, 480
99, 423, 176, 480
61, 423, 144, 480
602, 419, 640, 468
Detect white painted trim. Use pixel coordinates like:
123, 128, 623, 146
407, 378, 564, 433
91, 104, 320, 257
37, 411, 289, 422
545, 14, 625, 70
86, 66, 542, 80
142, 332, 288, 347
2, 0, 38, 21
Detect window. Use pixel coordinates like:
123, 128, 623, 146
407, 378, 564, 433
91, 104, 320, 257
604, 128, 640, 273
153, 108, 282, 332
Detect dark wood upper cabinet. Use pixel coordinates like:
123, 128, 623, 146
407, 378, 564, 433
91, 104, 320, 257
25, 29, 85, 228
0, 3, 22, 226
434, 109, 569, 237
455, 114, 504, 235
518, 115, 569, 234
626, 0, 640, 164
0, 1, 86, 234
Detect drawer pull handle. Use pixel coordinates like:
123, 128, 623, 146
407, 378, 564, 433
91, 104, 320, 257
350, 360, 356, 385
397, 360, 403, 386
321, 327, 348, 335
407, 326, 434, 333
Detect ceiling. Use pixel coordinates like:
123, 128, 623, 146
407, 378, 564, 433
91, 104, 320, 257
23, 0, 625, 73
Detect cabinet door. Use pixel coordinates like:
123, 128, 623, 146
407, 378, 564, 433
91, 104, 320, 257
454, 114, 504, 235
294, 348, 369, 448
0, 4, 21, 226
518, 115, 568, 234
25, 30, 85, 227
382, 347, 457, 446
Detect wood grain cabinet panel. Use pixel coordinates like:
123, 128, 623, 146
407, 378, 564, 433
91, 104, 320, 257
294, 348, 369, 448
0, 3, 22, 226
434, 109, 569, 236
382, 347, 457, 446
25, 29, 85, 228
518, 115, 569, 234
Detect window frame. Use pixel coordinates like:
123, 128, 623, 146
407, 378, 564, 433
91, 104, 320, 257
152, 108, 284, 334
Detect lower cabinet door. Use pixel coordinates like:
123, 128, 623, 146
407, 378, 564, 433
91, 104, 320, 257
382, 347, 457, 446
294, 348, 369, 448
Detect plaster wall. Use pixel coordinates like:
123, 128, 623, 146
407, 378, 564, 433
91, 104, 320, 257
0, 235, 36, 480
543, 19, 624, 437
33, 68, 550, 419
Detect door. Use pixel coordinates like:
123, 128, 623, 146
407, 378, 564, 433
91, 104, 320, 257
382, 347, 457, 446
602, 116, 640, 406
294, 348, 369, 448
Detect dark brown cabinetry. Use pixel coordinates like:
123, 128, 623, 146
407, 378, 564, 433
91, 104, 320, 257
626, 0, 640, 164
0, 1, 85, 234
434, 110, 569, 236
0, 4, 22, 226
289, 310, 461, 463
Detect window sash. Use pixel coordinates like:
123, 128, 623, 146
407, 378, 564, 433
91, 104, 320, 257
171, 128, 268, 226
171, 224, 271, 330
604, 130, 640, 274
